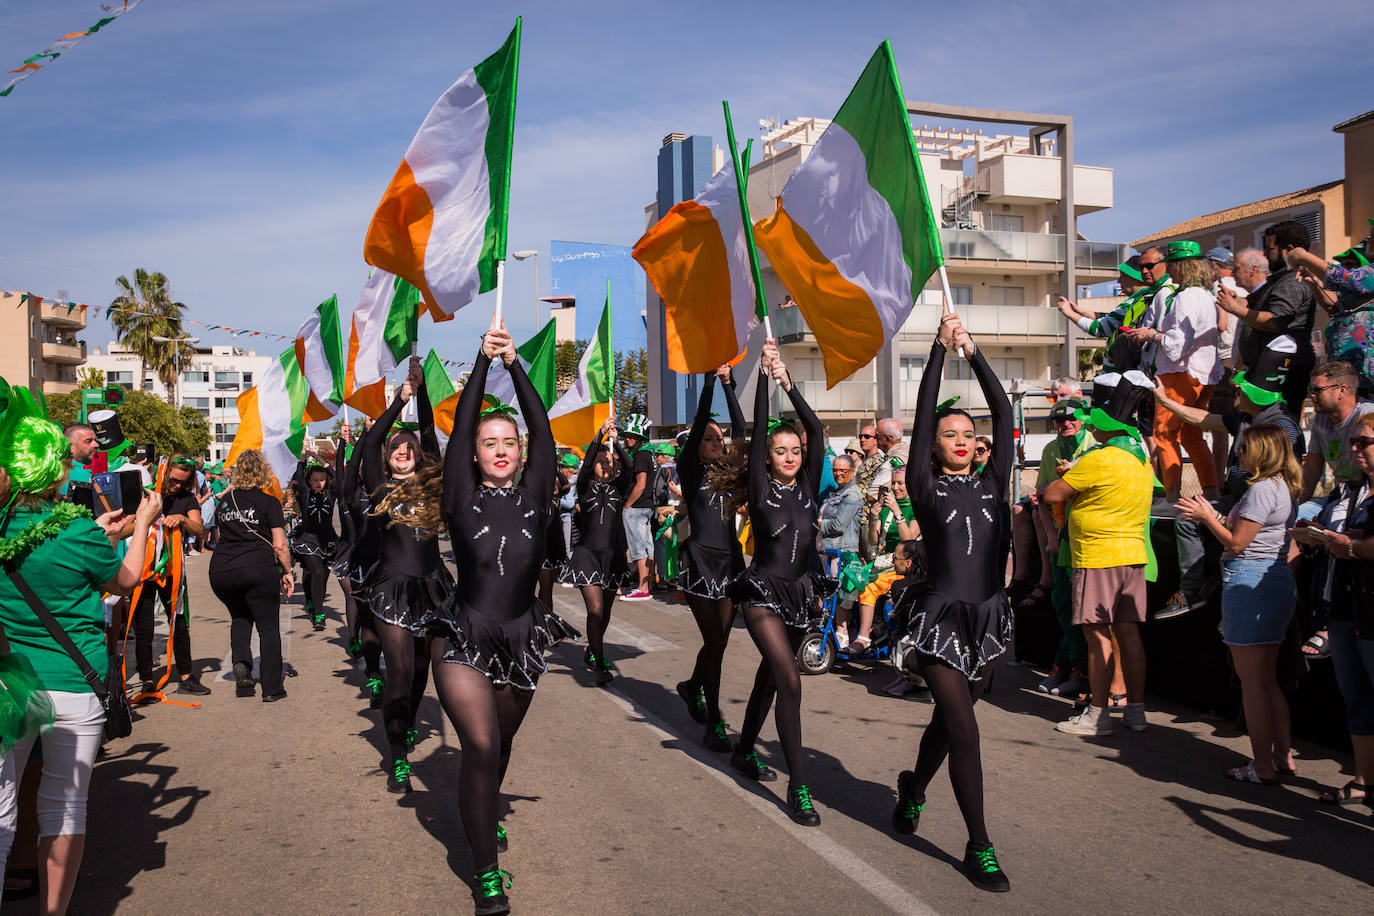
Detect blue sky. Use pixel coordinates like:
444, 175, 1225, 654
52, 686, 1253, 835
2, 0, 1372, 366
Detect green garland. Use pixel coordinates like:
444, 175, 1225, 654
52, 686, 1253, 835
0, 502, 92, 568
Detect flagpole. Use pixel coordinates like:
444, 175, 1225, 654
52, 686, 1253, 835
493, 259, 507, 323
721, 101, 773, 344
936, 264, 966, 359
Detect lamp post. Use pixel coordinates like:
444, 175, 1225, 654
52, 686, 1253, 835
152, 335, 200, 407
512, 249, 539, 330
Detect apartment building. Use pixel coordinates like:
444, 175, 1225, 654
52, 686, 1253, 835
83, 342, 271, 462
644, 104, 1129, 432
0, 291, 89, 397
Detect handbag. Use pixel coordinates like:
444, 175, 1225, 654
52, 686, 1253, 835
5, 569, 134, 740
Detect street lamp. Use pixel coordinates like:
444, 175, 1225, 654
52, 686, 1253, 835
152, 336, 200, 406
512, 249, 539, 328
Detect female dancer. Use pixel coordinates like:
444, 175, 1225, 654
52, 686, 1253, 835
673, 365, 745, 752
359, 357, 452, 793
557, 416, 633, 685
537, 463, 570, 612
336, 422, 384, 707
291, 455, 337, 631
891, 313, 1012, 892
434, 320, 577, 915
715, 341, 825, 826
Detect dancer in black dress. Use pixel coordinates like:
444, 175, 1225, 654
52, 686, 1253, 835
336, 422, 384, 706
673, 365, 746, 752
717, 341, 826, 826
359, 357, 453, 794
557, 417, 633, 685
890, 313, 1012, 892
433, 320, 577, 916
290, 455, 337, 631
537, 469, 569, 611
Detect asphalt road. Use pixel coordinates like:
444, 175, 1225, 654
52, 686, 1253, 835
29, 553, 1372, 915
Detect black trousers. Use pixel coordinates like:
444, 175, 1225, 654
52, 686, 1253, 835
132, 579, 193, 683
210, 566, 284, 695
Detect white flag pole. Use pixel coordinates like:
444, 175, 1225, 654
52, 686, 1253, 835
937, 264, 966, 359
493, 259, 507, 323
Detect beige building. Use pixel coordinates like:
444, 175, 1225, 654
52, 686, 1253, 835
0, 291, 89, 397
727, 104, 1126, 430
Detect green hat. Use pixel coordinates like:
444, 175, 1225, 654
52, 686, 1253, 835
1163, 240, 1202, 261
558, 453, 579, 469
1050, 398, 1084, 422
617, 413, 651, 439
1234, 335, 1295, 408
1118, 260, 1144, 283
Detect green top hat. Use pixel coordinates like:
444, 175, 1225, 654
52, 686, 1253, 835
1233, 335, 1295, 408
558, 453, 579, 469
617, 413, 651, 439
1163, 240, 1202, 261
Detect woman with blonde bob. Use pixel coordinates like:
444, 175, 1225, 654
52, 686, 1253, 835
209, 449, 293, 701
1178, 424, 1301, 784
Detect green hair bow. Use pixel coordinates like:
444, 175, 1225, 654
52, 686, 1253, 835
766, 417, 797, 435
936, 396, 960, 413
480, 394, 517, 419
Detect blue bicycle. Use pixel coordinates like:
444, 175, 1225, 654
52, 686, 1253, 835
796, 553, 895, 675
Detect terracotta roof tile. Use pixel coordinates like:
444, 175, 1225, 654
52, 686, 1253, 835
1333, 110, 1374, 132
1131, 180, 1342, 248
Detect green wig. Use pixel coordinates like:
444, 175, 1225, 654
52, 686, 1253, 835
0, 387, 68, 499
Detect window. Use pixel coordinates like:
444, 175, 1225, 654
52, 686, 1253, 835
1216, 234, 1234, 255
989, 213, 1024, 233
898, 356, 925, 380
214, 371, 239, 390
107, 370, 134, 388
241, 372, 253, 387
945, 356, 1024, 381
987, 286, 1025, 306
184, 397, 210, 415
182, 370, 209, 384
950, 285, 973, 306
945, 359, 973, 380
214, 396, 234, 409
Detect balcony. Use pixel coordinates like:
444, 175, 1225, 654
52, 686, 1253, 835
38, 301, 88, 328
942, 229, 1127, 272
41, 378, 79, 396
977, 155, 1113, 213
42, 340, 87, 364
777, 302, 1069, 345
791, 379, 879, 414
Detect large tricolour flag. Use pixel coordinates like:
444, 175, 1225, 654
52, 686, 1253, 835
548, 296, 614, 451
294, 295, 345, 422
632, 154, 759, 372
753, 40, 943, 387
343, 270, 419, 418
363, 19, 520, 321
226, 347, 310, 489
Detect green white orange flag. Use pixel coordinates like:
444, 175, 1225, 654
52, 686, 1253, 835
548, 293, 614, 450
632, 152, 759, 372
226, 347, 310, 489
344, 269, 420, 418
294, 295, 345, 422
753, 40, 943, 387
516, 318, 558, 408
423, 349, 461, 436
363, 19, 521, 321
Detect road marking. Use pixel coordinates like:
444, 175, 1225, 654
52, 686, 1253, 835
556, 602, 679, 654
592, 685, 940, 916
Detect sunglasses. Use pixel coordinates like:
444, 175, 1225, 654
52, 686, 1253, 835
858, 433, 876, 439
974, 447, 989, 455
1309, 382, 1345, 394
1139, 260, 1163, 269
1350, 435, 1374, 452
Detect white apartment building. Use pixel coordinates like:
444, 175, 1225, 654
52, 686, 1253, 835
83, 343, 271, 462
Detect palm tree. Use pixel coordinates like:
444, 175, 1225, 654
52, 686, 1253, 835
110, 269, 189, 405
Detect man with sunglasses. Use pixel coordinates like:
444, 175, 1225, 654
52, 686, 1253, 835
126, 454, 211, 698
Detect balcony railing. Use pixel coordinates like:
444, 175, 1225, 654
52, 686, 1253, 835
791, 379, 880, 414
777, 302, 1069, 342
941, 229, 1127, 270
38, 301, 88, 327
41, 340, 87, 363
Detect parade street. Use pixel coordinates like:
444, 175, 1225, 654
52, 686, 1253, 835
52, 556, 1374, 915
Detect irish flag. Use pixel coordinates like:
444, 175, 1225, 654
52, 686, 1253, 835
633, 153, 759, 372
344, 269, 420, 418
363, 19, 520, 320
226, 347, 310, 488
753, 40, 943, 387
422, 349, 461, 437
294, 295, 345, 422
548, 296, 614, 450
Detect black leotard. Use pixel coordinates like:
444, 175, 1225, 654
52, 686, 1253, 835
897, 340, 1013, 678
727, 370, 827, 627
291, 458, 337, 559
678, 372, 746, 598
437, 352, 577, 688
556, 430, 633, 588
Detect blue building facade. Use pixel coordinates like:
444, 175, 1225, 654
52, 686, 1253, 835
548, 241, 646, 353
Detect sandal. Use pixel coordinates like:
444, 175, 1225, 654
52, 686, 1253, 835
1015, 586, 1048, 610
1225, 763, 1279, 785
1109, 693, 1128, 708
1272, 757, 1298, 776
1317, 781, 1368, 806
1301, 633, 1331, 659
849, 637, 872, 654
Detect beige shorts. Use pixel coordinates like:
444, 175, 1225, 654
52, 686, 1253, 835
1071, 565, 1147, 626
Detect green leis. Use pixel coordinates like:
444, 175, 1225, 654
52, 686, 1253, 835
0, 502, 92, 569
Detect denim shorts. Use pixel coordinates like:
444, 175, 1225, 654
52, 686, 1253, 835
1220, 556, 1296, 646
1329, 620, 1374, 735
623, 507, 654, 562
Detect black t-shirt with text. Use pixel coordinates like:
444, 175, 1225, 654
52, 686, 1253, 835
208, 487, 286, 576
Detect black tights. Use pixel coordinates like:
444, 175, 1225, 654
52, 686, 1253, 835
430, 646, 534, 871
300, 555, 328, 616
376, 620, 430, 763
684, 595, 734, 723
580, 585, 616, 661
736, 604, 806, 785
343, 580, 382, 674
537, 568, 554, 613
911, 657, 991, 846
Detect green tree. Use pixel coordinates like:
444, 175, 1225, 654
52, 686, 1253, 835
47, 389, 211, 458
176, 406, 212, 456
613, 347, 648, 418
77, 367, 105, 389
109, 269, 189, 405
555, 339, 587, 397
1077, 345, 1104, 381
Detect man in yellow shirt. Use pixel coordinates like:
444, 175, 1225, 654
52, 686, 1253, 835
1044, 371, 1155, 737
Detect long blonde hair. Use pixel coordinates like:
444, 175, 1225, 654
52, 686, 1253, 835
230, 449, 276, 492
1241, 424, 1302, 500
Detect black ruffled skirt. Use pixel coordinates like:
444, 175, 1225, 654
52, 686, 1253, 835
892, 585, 1012, 680
728, 567, 835, 629
364, 564, 455, 635
556, 545, 632, 590
542, 516, 568, 573
679, 541, 744, 601
292, 531, 336, 562
438, 596, 580, 691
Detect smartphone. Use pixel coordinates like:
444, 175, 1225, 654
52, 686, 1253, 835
92, 472, 121, 514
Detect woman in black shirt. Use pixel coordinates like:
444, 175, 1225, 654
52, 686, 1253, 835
557, 418, 634, 685
432, 321, 577, 915
209, 449, 293, 701
674, 365, 746, 752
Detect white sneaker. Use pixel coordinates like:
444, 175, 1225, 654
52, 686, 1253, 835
1056, 707, 1113, 737
1122, 705, 1148, 732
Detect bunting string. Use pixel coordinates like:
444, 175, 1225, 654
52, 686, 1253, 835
2, 2, 144, 99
